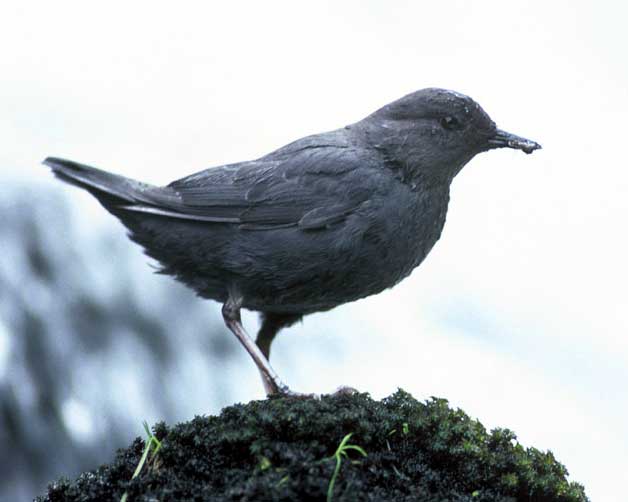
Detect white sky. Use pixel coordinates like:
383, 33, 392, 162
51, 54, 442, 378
2, 1, 627, 499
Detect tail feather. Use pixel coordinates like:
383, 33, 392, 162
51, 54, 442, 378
43, 156, 231, 296
43, 157, 158, 206
43, 157, 218, 225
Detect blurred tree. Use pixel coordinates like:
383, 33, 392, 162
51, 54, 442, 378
0, 185, 236, 500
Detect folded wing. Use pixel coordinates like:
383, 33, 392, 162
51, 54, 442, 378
125, 141, 379, 231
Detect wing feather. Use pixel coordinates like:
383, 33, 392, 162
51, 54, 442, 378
126, 135, 379, 231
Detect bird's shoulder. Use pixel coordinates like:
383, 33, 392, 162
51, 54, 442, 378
170, 129, 371, 188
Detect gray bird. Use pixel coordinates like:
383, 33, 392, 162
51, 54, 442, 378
44, 88, 540, 396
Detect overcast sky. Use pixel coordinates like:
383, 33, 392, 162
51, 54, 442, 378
2, 1, 626, 500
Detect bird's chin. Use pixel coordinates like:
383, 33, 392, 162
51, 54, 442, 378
487, 129, 542, 154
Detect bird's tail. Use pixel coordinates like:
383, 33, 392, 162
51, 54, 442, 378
43, 157, 227, 292
43, 156, 195, 277
42, 157, 159, 209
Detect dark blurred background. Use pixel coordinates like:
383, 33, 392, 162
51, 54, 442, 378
0, 184, 243, 499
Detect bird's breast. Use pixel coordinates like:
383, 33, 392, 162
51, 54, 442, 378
304, 185, 450, 311
357, 183, 450, 291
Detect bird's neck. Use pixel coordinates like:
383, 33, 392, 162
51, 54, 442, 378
352, 120, 468, 190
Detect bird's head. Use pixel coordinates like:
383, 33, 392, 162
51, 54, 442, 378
358, 88, 541, 184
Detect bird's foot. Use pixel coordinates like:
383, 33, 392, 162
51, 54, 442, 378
264, 377, 320, 399
330, 385, 360, 396
267, 383, 320, 400
268, 384, 360, 400
269, 385, 359, 399
262, 370, 359, 399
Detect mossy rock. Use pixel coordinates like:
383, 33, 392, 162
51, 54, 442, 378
40, 390, 587, 501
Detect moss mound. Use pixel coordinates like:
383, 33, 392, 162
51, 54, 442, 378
40, 390, 587, 501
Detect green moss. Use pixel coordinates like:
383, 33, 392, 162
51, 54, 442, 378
40, 390, 587, 501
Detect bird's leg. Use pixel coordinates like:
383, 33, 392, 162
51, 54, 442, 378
221, 298, 290, 396
256, 313, 302, 394
256, 312, 303, 359
257, 313, 359, 397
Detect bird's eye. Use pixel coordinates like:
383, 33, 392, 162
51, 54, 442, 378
440, 116, 461, 131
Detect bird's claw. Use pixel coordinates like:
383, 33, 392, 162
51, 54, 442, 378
271, 385, 320, 400
331, 385, 360, 396
269, 384, 359, 400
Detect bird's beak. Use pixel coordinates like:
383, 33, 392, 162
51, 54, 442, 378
487, 129, 542, 154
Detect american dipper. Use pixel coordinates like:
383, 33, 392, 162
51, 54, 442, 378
44, 88, 540, 396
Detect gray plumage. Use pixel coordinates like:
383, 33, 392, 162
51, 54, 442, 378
44, 88, 540, 395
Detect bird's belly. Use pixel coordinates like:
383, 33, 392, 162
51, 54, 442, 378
239, 187, 450, 314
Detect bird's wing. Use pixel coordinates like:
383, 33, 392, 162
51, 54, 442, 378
126, 141, 379, 231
